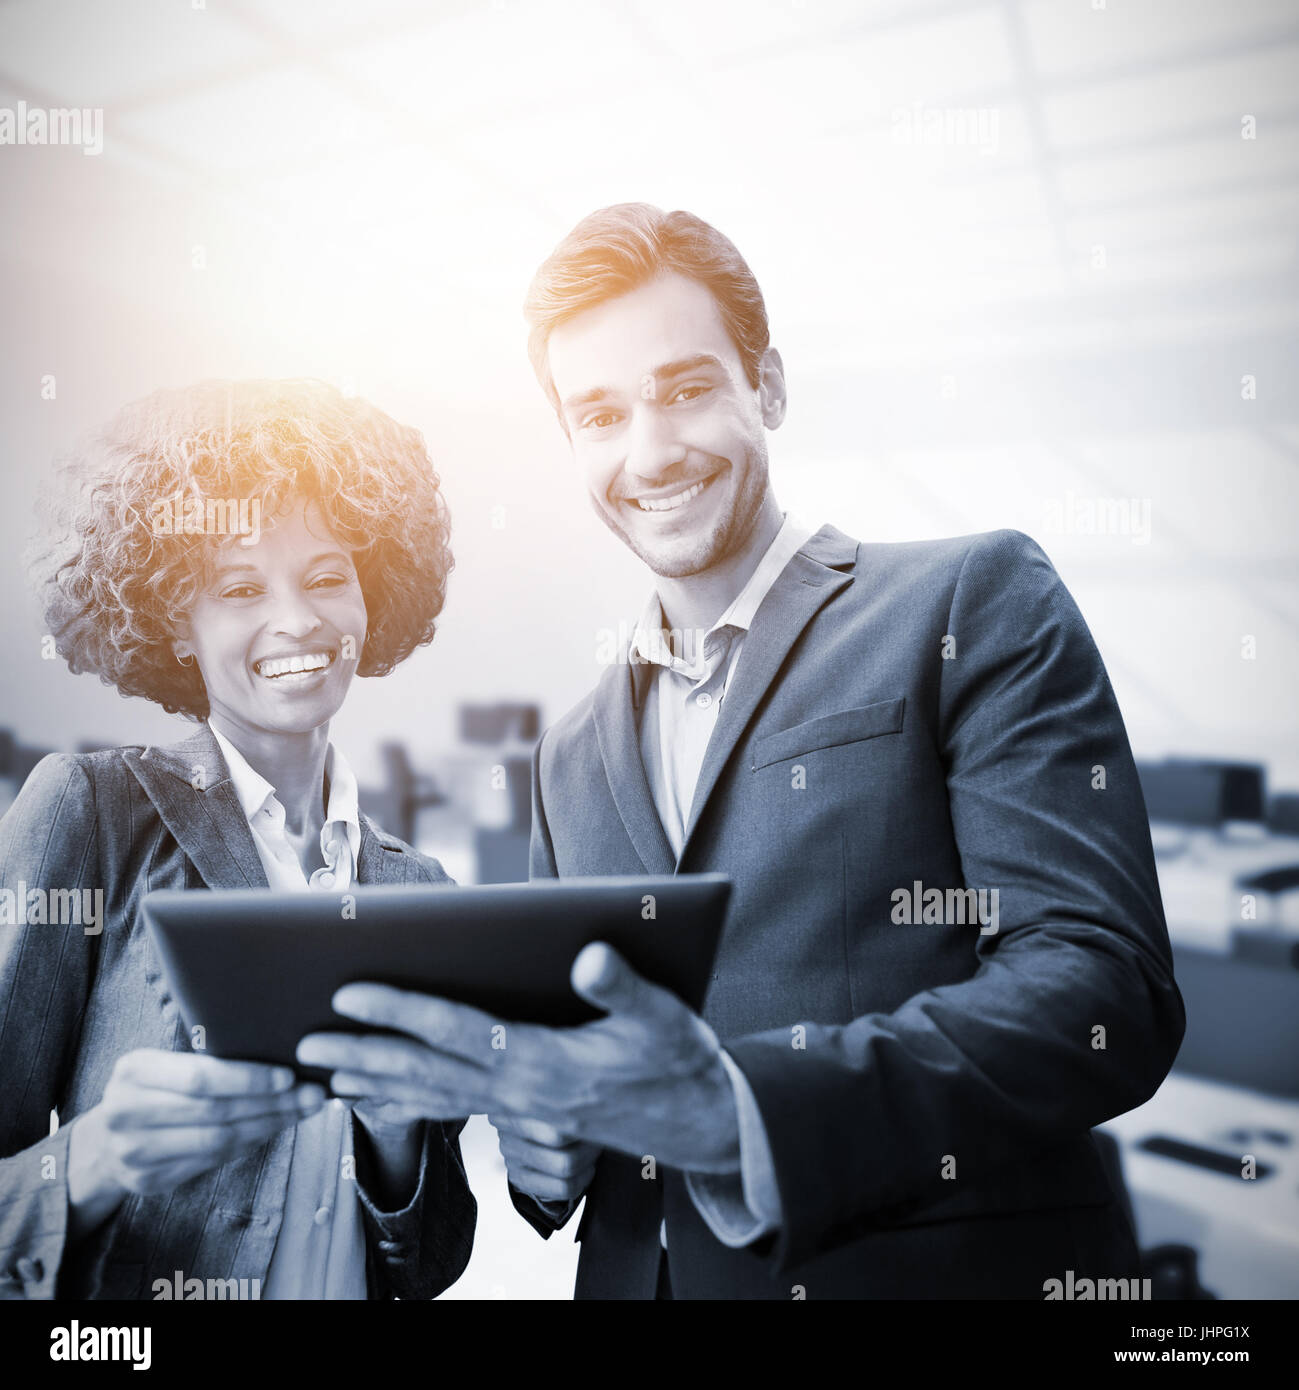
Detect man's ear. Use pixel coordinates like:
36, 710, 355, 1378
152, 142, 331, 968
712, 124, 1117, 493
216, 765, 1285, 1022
757, 347, 787, 430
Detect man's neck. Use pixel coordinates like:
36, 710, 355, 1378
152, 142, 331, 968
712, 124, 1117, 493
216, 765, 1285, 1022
208, 712, 329, 838
655, 491, 785, 640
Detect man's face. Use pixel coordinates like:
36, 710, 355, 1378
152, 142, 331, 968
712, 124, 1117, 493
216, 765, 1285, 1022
546, 271, 779, 578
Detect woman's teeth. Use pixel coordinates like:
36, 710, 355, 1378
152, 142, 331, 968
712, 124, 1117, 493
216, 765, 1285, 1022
633, 477, 711, 512
255, 652, 334, 680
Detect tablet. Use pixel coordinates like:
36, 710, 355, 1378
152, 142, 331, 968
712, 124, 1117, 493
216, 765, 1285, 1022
142, 875, 730, 1079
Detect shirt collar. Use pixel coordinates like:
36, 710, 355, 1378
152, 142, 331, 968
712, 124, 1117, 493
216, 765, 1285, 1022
630, 511, 817, 673
208, 721, 361, 856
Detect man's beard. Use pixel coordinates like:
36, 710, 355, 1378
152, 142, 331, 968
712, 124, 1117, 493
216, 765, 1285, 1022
595, 439, 771, 579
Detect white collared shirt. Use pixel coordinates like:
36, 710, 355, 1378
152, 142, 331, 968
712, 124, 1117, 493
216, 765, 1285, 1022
632, 513, 817, 857
209, 724, 362, 895
628, 514, 817, 1249
207, 722, 367, 1300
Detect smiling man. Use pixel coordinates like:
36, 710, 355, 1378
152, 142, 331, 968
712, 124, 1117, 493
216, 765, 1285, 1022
303, 204, 1185, 1300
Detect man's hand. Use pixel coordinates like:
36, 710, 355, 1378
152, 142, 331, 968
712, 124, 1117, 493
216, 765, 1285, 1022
296, 942, 741, 1175
491, 1115, 600, 1204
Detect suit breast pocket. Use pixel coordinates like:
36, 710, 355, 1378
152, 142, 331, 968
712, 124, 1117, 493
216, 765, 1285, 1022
750, 697, 906, 770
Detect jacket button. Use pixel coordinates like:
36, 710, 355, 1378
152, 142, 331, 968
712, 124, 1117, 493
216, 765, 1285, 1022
314, 1205, 332, 1226
16, 1256, 43, 1284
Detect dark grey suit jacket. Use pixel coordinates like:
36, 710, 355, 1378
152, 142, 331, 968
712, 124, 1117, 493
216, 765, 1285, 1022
519, 525, 1185, 1299
0, 723, 475, 1300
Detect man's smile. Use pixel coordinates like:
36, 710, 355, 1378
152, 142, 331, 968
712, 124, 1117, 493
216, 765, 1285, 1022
626, 472, 719, 514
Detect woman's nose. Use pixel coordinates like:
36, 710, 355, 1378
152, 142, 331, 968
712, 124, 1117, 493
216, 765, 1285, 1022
266, 592, 324, 638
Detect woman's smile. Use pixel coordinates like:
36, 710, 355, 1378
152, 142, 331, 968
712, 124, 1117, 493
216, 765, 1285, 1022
252, 648, 338, 686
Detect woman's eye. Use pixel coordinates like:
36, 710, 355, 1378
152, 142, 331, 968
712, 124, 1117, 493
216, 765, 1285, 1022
219, 585, 260, 600
309, 574, 348, 590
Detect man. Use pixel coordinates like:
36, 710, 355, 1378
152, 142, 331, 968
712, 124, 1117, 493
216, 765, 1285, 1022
300, 204, 1185, 1299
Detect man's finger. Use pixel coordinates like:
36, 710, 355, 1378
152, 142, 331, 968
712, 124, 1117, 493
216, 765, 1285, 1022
506, 1166, 594, 1204
297, 1031, 490, 1088
569, 942, 680, 1024
330, 983, 506, 1061
329, 1070, 483, 1117
497, 1134, 591, 1179
488, 1114, 574, 1148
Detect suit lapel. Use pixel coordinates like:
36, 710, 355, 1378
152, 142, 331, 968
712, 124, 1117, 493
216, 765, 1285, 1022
591, 660, 677, 876
356, 815, 417, 885
678, 525, 858, 860
123, 724, 268, 890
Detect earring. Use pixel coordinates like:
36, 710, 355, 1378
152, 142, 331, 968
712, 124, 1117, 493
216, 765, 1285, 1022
176, 652, 194, 667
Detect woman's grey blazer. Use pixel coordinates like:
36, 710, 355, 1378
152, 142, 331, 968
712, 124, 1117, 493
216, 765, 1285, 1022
0, 723, 476, 1300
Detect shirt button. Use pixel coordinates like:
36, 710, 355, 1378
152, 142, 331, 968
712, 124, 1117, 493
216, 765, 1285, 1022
317, 872, 334, 887
314, 1205, 332, 1226
696, 692, 713, 709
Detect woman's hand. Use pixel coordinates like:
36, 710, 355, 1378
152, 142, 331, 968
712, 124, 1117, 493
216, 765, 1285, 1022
67, 1048, 324, 1239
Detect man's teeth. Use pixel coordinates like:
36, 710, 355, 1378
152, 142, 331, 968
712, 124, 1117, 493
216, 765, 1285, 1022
255, 652, 333, 679
633, 478, 709, 512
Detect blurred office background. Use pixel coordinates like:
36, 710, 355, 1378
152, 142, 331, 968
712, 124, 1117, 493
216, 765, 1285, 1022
1, 0, 1297, 1298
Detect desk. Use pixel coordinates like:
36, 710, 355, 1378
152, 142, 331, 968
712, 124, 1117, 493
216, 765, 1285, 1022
1101, 1073, 1299, 1299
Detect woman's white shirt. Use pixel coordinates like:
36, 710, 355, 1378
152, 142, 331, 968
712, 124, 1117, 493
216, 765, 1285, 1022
207, 722, 368, 1300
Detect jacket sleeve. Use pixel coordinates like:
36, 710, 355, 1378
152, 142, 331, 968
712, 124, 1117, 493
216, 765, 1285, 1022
0, 755, 101, 1299
352, 1114, 476, 1300
507, 735, 585, 1240
725, 529, 1187, 1271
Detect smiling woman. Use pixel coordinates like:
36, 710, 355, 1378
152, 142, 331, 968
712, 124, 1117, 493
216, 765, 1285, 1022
32, 378, 451, 720
0, 379, 474, 1302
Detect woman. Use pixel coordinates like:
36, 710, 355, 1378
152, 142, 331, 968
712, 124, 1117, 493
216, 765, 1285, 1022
0, 379, 474, 1299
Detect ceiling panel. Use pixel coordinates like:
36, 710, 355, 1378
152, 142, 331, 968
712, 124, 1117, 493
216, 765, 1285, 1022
0, 0, 271, 107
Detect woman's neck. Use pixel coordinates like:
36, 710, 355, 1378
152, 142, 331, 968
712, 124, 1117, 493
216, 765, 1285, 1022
207, 712, 330, 838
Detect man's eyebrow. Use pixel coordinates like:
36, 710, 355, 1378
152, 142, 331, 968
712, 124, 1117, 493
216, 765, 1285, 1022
561, 354, 728, 412
562, 384, 614, 411
653, 353, 727, 380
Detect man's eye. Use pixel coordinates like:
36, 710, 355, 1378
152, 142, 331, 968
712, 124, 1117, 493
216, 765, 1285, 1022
583, 412, 618, 430
671, 385, 710, 404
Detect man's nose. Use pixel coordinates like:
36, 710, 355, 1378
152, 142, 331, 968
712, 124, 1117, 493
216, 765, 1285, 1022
624, 408, 686, 484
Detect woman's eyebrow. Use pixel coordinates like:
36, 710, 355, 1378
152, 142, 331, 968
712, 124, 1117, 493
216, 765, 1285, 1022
210, 551, 348, 580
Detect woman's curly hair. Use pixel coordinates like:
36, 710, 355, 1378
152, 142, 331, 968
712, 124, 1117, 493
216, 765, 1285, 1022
30, 378, 453, 719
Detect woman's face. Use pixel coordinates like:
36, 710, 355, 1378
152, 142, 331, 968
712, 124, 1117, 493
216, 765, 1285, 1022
176, 498, 368, 737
